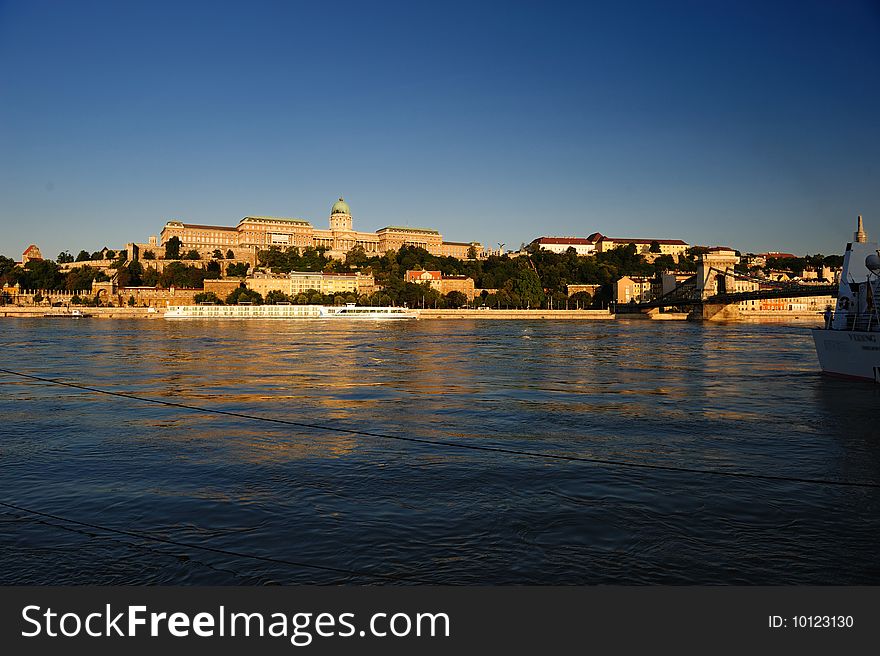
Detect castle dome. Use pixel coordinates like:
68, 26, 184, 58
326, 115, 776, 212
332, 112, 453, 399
331, 197, 350, 215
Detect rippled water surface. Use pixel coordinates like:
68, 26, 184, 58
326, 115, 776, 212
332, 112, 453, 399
1, 318, 878, 584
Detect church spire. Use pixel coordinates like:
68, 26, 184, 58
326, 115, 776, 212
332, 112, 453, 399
855, 214, 867, 243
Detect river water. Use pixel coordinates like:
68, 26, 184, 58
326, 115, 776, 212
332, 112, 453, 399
1, 318, 878, 584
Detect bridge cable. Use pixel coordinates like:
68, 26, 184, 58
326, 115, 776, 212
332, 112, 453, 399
2, 367, 878, 490
0, 500, 433, 584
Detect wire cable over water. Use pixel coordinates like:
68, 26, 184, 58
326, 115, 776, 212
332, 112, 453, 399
2, 367, 879, 490
0, 500, 432, 584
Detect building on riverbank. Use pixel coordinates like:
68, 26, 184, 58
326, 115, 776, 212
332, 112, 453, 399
155, 198, 483, 262
243, 270, 377, 298
404, 270, 477, 300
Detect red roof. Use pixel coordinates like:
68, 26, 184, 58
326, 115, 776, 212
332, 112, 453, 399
534, 237, 595, 245
602, 237, 688, 245
180, 223, 237, 231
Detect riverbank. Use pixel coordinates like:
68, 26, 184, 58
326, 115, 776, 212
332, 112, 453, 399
417, 309, 615, 320
0, 306, 826, 323
0, 307, 164, 319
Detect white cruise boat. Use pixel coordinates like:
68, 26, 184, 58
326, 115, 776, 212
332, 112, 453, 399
164, 303, 418, 320
319, 304, 418, 320
812, 216, 880, 382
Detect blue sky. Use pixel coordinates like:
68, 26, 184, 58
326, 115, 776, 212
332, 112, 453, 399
1, 0, 878, 259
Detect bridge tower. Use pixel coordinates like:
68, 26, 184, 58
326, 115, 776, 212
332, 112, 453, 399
696, 248, 740, 300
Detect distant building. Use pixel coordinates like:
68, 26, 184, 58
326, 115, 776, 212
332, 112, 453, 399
245, 270, 376, 298
405, 269, 477, 300
596, 236, 689, 256
615, 276, 657, 304
157, 198, 482, 262
530, 237, 596, 256
22, 244, 42, 265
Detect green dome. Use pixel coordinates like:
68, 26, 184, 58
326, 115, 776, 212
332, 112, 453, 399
331, 197, 350, 215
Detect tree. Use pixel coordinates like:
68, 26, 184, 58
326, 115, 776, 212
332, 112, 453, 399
142, 266, 160, 286
265, 290, 291, 304
226, 249, 235, 259
649, 240, 661, 253
75, 250, 91, 262
105, 249, 116, 259
128, 295, 136, 306
194, 292, 223, 305
226, 262, 250, 277
159, 262, 206, 288
184, 250, 201, 260
65, 266, 101, 291
117, 261, 144, 287
165, 236, 181, 260
467, 245, 478, 259
57, 251, 74, 263
142, 250, 156, 260
212, 249, 223, 259
226, 287, 263, 305
445, 290, 468, 308
33, 293, 43, 304
345, 245, 368, 269
205, 260, 222, 279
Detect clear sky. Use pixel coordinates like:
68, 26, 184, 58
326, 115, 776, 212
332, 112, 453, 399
1, 0, 878, 260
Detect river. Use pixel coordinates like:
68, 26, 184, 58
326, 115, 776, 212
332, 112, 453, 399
1, 318, 878, 584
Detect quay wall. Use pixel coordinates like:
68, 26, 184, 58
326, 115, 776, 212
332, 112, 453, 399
0, 307, 165, 319
418, 309, 615, 320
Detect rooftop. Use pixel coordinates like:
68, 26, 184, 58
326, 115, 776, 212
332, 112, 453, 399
378, 226, 440, 235
603, 237, 688, 245
534, 237, 595, 245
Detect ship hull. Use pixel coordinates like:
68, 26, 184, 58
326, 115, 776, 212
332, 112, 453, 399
812, 328, 880, 382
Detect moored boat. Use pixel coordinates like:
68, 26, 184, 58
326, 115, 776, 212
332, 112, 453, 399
164, 303, 417, 320
812, 216, 880, 382
318, 303, 418, 320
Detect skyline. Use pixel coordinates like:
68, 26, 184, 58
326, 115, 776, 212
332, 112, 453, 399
1, 0, 879, 259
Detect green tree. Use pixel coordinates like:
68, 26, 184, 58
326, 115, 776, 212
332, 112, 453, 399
142, 266, 160, 286
445, 290, 468, 308
184, 249, 201, 260
117, 261, 144, 287
128, 295, 136, 306
226, 262, 250, 277
194, 292, 223, 304
649, 240, 661, 253
142, 250, 156, 260
226, 287, 263, 305
212, 249, 223, 259
75, 250, 91, 262
0, 255, 17, 284
205, 260, 222, 279
226, 249, 235, 259
65, 266, 101, 291
467, 245, 478, 259
265, 290, 291, 304
165, 236, 181, 260
159, 262, 206, 288
344, 245, 368, 269
57, 251, 74, 263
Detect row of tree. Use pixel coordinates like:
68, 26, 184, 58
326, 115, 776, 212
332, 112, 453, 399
194, 286, 473, 308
